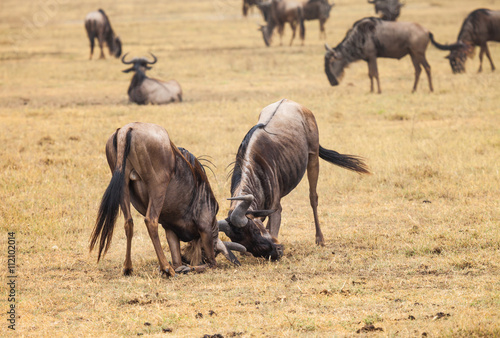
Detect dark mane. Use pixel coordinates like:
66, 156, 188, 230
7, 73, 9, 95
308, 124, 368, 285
336, 17, 383, 61
177, 147, 218, 215
457, 8, 490, 42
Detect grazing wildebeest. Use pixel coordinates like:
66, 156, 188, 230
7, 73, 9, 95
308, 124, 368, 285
324, 17, 433, 93
121, 53, 182, 105
84, 9, 122, 60
90, 123, 246, 277
260, 0, 306, 46
218, 99, 370, 260
367, 0, 404, 21
429, 9, 500, 74
303, 0, 334, 39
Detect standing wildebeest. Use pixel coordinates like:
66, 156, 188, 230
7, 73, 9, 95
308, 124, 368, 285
324, 17, 433, 93
303, 0, 334, 39
429, 9, 500, 74
218, 99, 370, 260
121, 53, 182, 105
84, 9, 122, 60
260, 0, 306, 46
367, 0, 404, 21
243, 0, 265, 17
90, 123, 246, 277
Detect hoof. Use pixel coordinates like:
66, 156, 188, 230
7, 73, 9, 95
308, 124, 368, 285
123, 268, 133, 276
175, 265, 193, 275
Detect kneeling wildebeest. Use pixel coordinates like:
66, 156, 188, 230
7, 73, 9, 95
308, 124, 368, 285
122, 53, 182, 105
429, 9, 500, 74
324, 17, 433, 93
218, 99, 370, 260
84, 9, 122, 60
90, 123, 246, 277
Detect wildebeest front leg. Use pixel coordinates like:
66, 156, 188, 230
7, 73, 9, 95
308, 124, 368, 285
479, 44, 496, 72
165, 229, 183, 269
266, 203, 282, 238
307, 153, 324, 246
289, 22, 297, 46
199, 230, 216, 269
144, 194, 176, 277
367, 59, 381, 93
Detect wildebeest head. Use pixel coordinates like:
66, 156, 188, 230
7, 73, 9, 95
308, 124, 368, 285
324, 44, 347, 86
218, 195, 284, 261
446, 43, 472, 74
113, 36, 122, 58
121, 52, 157, 73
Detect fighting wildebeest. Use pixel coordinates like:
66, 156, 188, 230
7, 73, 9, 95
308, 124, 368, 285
429, 9, 500, 74
90, 123, 246, 277
84, 9, 122, 60
218, 99, 370, 260
324, 17, 433, 93
260, 0, 306, 46
121, 53, 182, 105
367, 0, 403, 21
303, 0, 334, 39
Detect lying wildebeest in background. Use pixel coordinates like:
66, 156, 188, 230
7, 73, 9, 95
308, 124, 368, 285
367, 0, 404, 21
324, 17, 433, 93
429, 9, 500, 74
303, 0, 334, 39
218, 99, 370, 260
90, 122, 246, 277
260, 0, 306, 46
121, 53, 182, 105
84, 9, 122, 60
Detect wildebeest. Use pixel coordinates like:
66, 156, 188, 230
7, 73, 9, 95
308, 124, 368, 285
243, 0, 265, 17
429, 9, 500, 74
324, 17, 433, 93
367, 0, 404, 21
260, 0, 306, 46
90, 122, 246, 277
218, 99, 370, 260
303, 0, 334, 39
121, 53, 182, 105
84, 9, 122, 60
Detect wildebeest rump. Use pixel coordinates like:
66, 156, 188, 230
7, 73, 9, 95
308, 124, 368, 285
367, 0, 404, 21
84, 9, 122, 60
429, 9, 500, 73
90, 123, 245, 277
122, 53, 182, 105
218, 99, 370, 260
260, 0, 306, 46
324, 17, 433, 93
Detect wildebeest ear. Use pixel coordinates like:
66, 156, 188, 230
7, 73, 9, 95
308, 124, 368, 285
245, 210, 275, 218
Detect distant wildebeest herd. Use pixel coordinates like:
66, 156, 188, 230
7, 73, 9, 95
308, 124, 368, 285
86, 4, 499, 277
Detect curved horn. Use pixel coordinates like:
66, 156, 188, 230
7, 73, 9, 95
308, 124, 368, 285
228, 194, 254, 228
215, 238, 242, 266
324, 43, 334, 53
121, 53, 133, 64
223, 241, 247, 253
146, 52, 157, 65
218, 219, 231, 236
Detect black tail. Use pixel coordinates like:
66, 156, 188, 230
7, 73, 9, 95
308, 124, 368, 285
90, 129, 133, 261
429, 32, 460, 51
319, 145, 371, 174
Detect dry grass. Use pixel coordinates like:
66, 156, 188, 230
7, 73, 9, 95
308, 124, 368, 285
1, 0, 499, 336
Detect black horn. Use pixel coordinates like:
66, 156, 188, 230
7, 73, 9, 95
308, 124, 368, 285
146, 53, 157, 65
228, 195, 254, 228
121, 53, 133, 64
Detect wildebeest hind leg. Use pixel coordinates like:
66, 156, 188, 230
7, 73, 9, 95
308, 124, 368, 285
307, 153, 324, 246
410, 55, 422, 93
482, 45, 495, 72
289, 22, 297, 46
422, 58, 433, 92
121, 188, 134, 275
